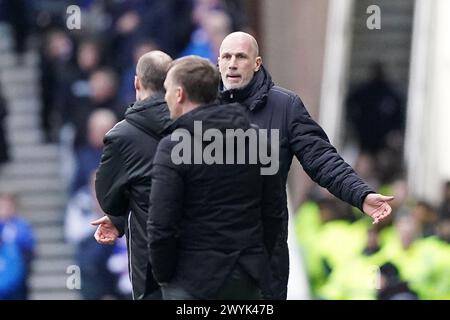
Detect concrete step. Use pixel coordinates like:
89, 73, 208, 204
29, 273, 73, 291
0, 67, 39, 84
19, 193, 67, 212
351, 66, 410, 81
353, 14, 412, 28
351, 53, 411, 67
0, 51, 39, 69
36, 242, 75, 259
6, 98, 40, 114
351, 64, 410, 77
35, 225, 66, 243
9, 160, 60, 172
1, 83, 40, 100
8, 129, 43, 145
0, 162, 60, 179
6, 112, 40, 130
22, 210, 64, 226
11, 144, 60, 161
32, 258, 76, 275
353, 48, 411, 62
0, 52, 17, 68
29, 291, 80, 300
353, 33, 412, 47
352, 47, 412, 61
0, 177, 63, 193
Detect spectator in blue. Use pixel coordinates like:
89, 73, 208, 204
0, 193, 36, 299
180, 3, 231, 62
0, 237, 24, 300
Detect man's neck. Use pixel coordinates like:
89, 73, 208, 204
138, 89, 155, 101
181, 101, 200, 116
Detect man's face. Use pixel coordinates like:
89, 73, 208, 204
218, 37, 261, 90
0, 196, 15, 221
164, 70, 183, 119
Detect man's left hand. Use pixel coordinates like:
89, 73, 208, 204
91, 216, 119, 245
363, 193, 394, 224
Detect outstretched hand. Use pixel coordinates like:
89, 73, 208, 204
91, 216, 119, 245
363, 193, 394, 224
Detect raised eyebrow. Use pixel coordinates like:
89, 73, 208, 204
221, 51, 249, 57
236, 52, 248, 58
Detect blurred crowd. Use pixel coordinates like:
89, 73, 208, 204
0, 0, 248, 300
295, 144, 450, 299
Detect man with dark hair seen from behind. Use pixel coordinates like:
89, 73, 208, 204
218, 32, 394, 299
147, 56, 284, 299
93, 50, 173, 300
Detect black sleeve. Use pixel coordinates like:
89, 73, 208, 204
0, 97, 7, 119
288, 95, 375, 210
147, 138, 184, 284
107, 214, 127, 238
95, 130, 131, 219
261, 170, 284, 256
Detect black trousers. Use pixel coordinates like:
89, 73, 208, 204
162, 265, 262, 300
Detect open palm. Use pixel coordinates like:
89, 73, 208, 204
91, 216, 119, 245
363, 193, 394, 224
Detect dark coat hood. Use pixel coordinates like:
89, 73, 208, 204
171, 102, 252, 134
125, 93, 172, 138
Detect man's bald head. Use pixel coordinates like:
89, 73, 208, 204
136, 50, 172, 92
220, 32, 259, 58
218, 32, 262, 90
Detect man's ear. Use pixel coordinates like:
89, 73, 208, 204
134, 76, 140, 91
176, 86, 184, 103
254, 56, 262, 72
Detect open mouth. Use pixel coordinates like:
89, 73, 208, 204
227, 75, 241, 81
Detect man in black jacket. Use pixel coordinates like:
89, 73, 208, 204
218, 32, 394, 299
93, 50, 173, 299
147, 56, 284, 299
